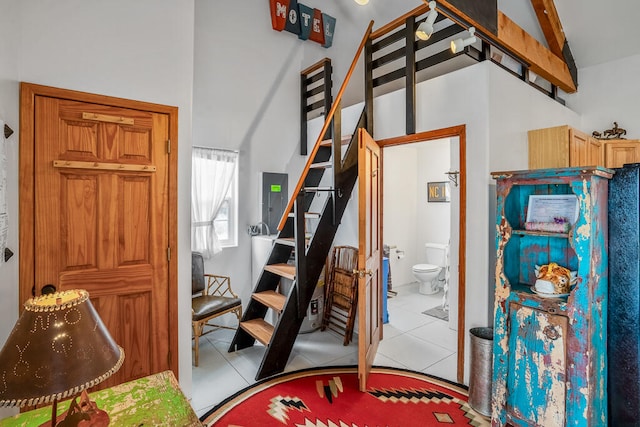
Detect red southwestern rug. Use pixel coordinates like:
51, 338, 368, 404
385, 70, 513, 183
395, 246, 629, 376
200, 366, 489, 426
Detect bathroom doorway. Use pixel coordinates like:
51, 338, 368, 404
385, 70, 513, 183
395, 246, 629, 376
378, 126, 466, 383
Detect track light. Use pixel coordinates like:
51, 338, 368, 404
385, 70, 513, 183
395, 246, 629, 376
451, 27, 476, 53
354, 0, 369, 5
416, 1, 438, 41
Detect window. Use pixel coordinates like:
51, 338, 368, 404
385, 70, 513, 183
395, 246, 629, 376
191, 147, 239, 257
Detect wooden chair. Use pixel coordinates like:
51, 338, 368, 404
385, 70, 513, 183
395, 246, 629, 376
321, 246, 359, 345
191, 252, 242, 366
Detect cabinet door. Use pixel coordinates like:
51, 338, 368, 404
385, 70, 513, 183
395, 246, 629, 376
587, 137, 604, 167
506, 303, 568, 426
528, 126, 570, 169
569, 128, 591, 167
605, 140, 640, 168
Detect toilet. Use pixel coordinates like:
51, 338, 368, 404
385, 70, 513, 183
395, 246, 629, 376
412, 243, 449, 295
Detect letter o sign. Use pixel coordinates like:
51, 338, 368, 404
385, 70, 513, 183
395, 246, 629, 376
289, 8, 298, 25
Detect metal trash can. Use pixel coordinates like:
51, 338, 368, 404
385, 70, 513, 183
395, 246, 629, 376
468, 327, 494, 417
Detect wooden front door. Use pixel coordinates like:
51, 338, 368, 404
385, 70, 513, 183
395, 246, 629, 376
357, 128, 382, 391
20, 83, 178, 388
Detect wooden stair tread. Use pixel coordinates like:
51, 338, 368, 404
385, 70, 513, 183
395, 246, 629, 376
275, 237, 296, 247
252, 290, 286, 312
288, 212, 321, 218
276, 237, 310, 247
240, 319, 274, 346
264, 263, 296, 280
320, 134, 352, 147
302, 186, 333, 192
310, 161, 332, 169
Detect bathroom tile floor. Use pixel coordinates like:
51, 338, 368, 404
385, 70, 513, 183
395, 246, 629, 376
190, 281, 458, 418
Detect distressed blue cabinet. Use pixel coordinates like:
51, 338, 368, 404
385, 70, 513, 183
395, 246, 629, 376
491, 167, 612, 427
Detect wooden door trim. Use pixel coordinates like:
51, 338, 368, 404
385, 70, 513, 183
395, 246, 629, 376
19, 82, 179, 377
378, 124, 466, 384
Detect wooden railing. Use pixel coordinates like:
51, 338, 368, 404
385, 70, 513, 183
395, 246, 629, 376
277, 20, 375, 232
300, 58, 332, 156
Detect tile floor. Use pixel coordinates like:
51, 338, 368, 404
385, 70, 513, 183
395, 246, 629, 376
190, 281, 458, 418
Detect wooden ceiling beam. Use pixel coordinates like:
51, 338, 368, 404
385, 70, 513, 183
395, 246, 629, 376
530, 0, 565, 57
428, 0, 577, 93
498, 13, 575, 92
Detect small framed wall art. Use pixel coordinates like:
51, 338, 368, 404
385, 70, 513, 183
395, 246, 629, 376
427, 181, 450, 202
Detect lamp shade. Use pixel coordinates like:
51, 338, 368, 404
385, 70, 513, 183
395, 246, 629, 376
451, 27, 476, 54
416, 1, 437, 41
0, 289, 124, 407
416, 21, 434, 41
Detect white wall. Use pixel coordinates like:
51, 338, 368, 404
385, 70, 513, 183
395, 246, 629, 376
0, 1, 195, 415
382, 140, 452, 288
417, 140, 451, 249
0, 0, 21, 418
565, 53, 640, 138
383, 146, 419, 287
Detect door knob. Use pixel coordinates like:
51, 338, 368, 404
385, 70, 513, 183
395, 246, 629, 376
352, 269, 373, 278
543, 325, 559, 340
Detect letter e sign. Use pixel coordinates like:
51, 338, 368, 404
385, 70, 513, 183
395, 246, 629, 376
308, 8, 325, 45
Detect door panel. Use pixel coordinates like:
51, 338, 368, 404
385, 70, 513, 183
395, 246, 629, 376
506, 302, 568, 426
357, 128, 382, 391
32, 96, 170, 388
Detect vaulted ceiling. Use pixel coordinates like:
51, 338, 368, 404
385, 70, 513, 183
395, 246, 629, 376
424, 0, 640, 92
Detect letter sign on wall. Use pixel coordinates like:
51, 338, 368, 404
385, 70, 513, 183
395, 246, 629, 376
427, 182, 451, 202
284, 0, 301, 34
269, 0, 336, 48
270, 0, 288, 31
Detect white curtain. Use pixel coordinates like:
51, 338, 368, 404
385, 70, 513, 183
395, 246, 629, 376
191, 147, 238, 258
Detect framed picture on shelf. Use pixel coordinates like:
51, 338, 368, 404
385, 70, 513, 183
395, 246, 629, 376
525, 194, 579, 232
427, 181, 450, 203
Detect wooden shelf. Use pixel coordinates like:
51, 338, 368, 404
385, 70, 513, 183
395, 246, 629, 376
252, 290, 286, 312
512, 229, 570, 238
264, 263, 296, 280
240, 318, 274, 346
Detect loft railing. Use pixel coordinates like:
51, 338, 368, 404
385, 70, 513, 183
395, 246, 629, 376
366, 4, 482, 135
363, 4, 565, 136
300, 58, 332, 155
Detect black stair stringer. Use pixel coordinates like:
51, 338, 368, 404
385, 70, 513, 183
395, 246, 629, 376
254, 118, 361, 380
228, 218, 295, 351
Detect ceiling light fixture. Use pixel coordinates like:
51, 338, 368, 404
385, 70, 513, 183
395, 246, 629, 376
354, 0, 369, 5
416, 1, 438, 41
451, 26, 476, 53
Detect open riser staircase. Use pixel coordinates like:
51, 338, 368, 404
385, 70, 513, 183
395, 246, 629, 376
228, 110, 365, 380
228, 21, 374, 381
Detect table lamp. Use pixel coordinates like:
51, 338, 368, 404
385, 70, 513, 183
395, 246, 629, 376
0, 289, 124, 426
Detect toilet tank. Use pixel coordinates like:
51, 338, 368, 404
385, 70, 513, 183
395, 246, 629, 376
425, 243, 448, 267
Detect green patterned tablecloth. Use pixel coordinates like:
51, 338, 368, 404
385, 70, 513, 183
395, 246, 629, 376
0, 370, 201, 426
